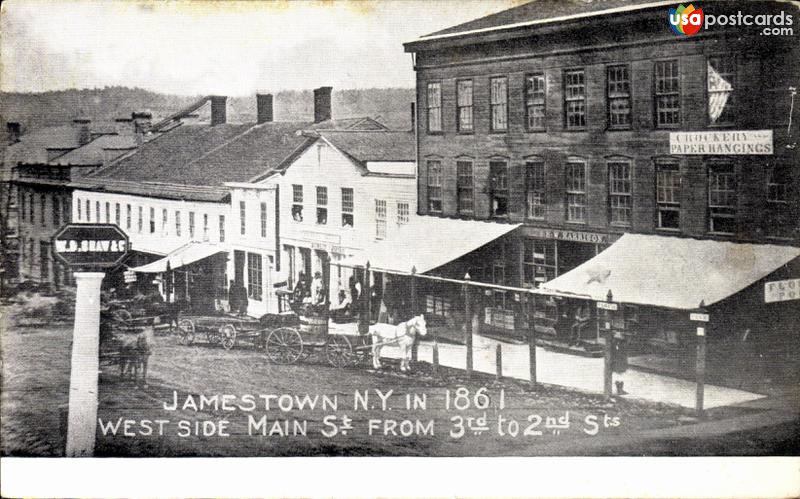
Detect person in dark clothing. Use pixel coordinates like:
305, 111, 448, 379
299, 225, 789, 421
348, 274, 360, 305
228, 280, 248, 316
612, 335, 629, 395
228, 280, 240, 315
293, 272, 309, 305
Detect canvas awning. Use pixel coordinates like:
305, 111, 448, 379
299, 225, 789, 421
130, 242, 226, 273
540, 233, 800, 310
341, 216, 520, 274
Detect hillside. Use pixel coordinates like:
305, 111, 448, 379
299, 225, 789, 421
1, 87, 416, 133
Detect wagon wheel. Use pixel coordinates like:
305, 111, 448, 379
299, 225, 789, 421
326, 335, 354, 368
352, 335, 373, 365
177, 318, 195, 345
220, 324, 237, 350
265, 327, 303, 364
112, 308, 133, 323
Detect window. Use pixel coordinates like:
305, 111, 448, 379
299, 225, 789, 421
426, 82, 442, 132
95, 201, 100, 223
126, 204, 131, 230
608, 161, 632, 226
427, 160, 442, 213
426, 295, 452, 318
86, 200, 91, 222
203, 213, 209, 241
219, 215, 226, 242
53, 197, 61, 227
41, 194, 47, 226
523, 238, 557, 287
19, 192, 26, 223
137, 206, 143, 233
566, 160, 587, 223
564, 69, 586, 129
607, 65, 631, 129
115, 203, 121, 226
105, 202, 111, 223
189, 211, 195, 239
708, 162, 737, 234
656, 160, 681, 230
525, 73, 546, 131
255, 201, 266, 237
247, 252, 263, 301
316, 186, 328, 225
291, 185, 303, 222
708, 56, 735, 125
27, 192, 33, 223
456, 160, 474, 214
655, 60, 680, 127
526, 159, 545, 220
161, 208, 167, 234
63, 198, 70, 222
766, 163, 794, 238
149, 207, 155, 233
175, 210, 181, 237
489, 242, 508, 312
239, 201, 246, 235
375, 199, 387, 239
341, 187, 354, 227
490, 76, 508, 131
397, 202, 410, 225
767, 164, 791, 203
456, 80, 473, 132
490, 160, 509, 217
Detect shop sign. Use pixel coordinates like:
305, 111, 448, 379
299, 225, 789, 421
596, 302, 618, 311
669, 130, 773, 155
527, 228, 617, 244
123, 270, 137, 283
689, 312, 709, 322
764, 278, 800, 303
52, 223, 129, 268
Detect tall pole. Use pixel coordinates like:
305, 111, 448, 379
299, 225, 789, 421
602, 290, 615, 398
528, 291, 537, 388
694, 300, 709, 418
410, 266, 418, 363
464, 273, 473, 378
66, 271, 105, 457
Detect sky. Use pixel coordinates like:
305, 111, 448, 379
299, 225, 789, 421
0, 0, 522, 96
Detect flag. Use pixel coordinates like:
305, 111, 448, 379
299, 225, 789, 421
708, 61, 732, 123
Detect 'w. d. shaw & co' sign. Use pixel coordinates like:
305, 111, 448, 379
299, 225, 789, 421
52, 223, 130, 268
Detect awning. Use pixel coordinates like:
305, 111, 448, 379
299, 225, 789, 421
540, 233, 800, 309
341, 216, 520, 274
130, 242, 227, 273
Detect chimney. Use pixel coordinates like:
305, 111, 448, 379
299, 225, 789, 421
73, 117, 92, 146
115, 116, 134, 135
256, 94, 273, 124
7, 122, 21, 143
210, 96, 227, 126
410, 102, 416, 130
313, 86, 332, 123
132, 111, 152, 134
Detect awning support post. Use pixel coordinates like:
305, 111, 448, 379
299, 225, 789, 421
358, 262, 370, 336
694, 300, 709, 418
464, 273, 473, 378
603, 290, 615, 398
528, 291, 537, 389
410, 266, 419, 363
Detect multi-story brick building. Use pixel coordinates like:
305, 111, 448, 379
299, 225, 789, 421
402, 0, 799, 349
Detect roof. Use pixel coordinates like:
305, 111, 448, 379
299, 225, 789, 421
341, 216, 520, 274
130, 242, 226, 272
318, 130, 415, 165
50, 133, 139, 166
312, 117, 388, 131
540, 234, 800, 310
3, 125, 82, 165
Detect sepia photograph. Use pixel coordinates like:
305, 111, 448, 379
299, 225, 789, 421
0, 0, 798, 496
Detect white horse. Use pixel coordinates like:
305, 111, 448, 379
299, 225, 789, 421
371, 315, 427, 372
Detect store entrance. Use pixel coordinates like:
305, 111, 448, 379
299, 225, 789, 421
558, 241, 597, 274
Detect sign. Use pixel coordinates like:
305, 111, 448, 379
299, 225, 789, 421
690, 312, 710, 322
597, 302, 618, 311
526, 228, 618, 245
765, 278, 800, 303
123, 270, 137, 283
696, 327, 706, 337
669, 130, 773, 155
52, 223, 129, 268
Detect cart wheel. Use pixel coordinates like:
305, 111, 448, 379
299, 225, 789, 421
220, 324, 236, 350
326, 335, 354, 368
113, 309, 133, 322
177, 318, 195, 345
266, 327, 303, 364
353, 335, 373, 365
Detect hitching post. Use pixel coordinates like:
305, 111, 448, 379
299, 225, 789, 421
602, 290, 615, 398
495, 344, 503, 381
410, 266, 418, 363
528, 291, 537, 388
464, 273, 473, 378
364, 261, 372, 328
693, 300, 709, 417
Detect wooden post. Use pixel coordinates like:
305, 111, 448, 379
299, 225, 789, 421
528, 292, 537, 388
357, 262, 370, 336
602, 290, 615, 398
432, 340, 440, 378
410, 266, 418, 363
364, 261, 372, 324
464, 273, 473, 378
693, 300, 709, 417
495, 344, 503, 381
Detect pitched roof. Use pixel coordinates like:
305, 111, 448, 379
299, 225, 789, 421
312, 117, 388, 131
3, 125, 81, 165
318, 130, 415, 165
50, 133, 139, 166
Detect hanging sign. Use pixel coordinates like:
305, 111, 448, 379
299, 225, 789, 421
597, 302, 618, 311
765, 278, 800, 303
690, 312, 710, 322
52, 223, 129, 269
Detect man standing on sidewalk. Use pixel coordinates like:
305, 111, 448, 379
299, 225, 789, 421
612, 335, 629, 395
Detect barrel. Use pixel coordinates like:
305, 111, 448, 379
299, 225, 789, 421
300, 315, 328, 344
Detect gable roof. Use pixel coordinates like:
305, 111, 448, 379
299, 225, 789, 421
317, 130, 415, 166
50, 133, 139, 166
4, 125, 82, 165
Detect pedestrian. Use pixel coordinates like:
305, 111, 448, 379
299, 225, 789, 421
612, 335, 629, 395
310, 271, 325, 306
570, 301, 591, 345
227, 279, 240, 315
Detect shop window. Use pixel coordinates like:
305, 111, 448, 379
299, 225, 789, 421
175, 210, 181, 237
316, 186, 328, 225
149, 207, 155, 233
427, 82, 442, 133
566, 160, 587, 223
106, 202, 111, 224
115, 203, 121, 226
189, 211, 195, 239
708, 55, 736, 125
203, 213, 209, 241
607, 64, 631, 129
525, 73, 546, 131
564, 69, 586, 129
525, 159, 545, 220
708, 162, 737, 234
425, 295, 452, 318
247, 252, 263, 301
490, 160, 509, 218
427, 160, 442, 213
608, 161, 632, 226
485, 307, 515, 331
490, 76, 508, 132
655, 60, 680, 127
219, 215, 226, 243
292, 184, 304, 222
260, 202, 268, 237
341, 187, 354, 227
523, 238, 556, 287
375, 199, 387, 240
397, 201, 410, 225
656, 159, 681, 230
456, 160, 474, 214
457, 80, 473, 132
